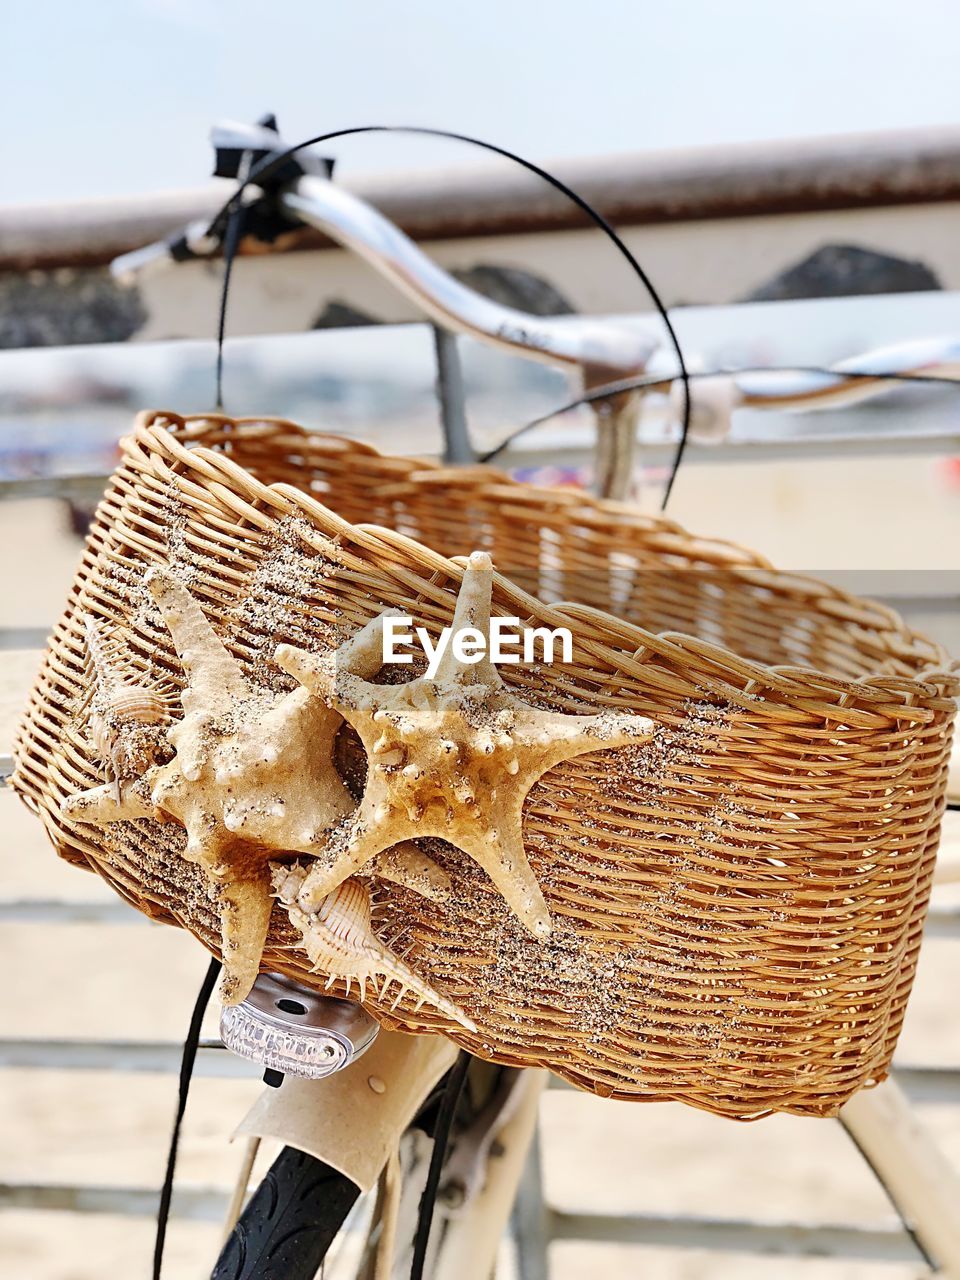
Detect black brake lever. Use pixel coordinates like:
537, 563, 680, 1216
206, 113, 335, 247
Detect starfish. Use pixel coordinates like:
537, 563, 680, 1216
276, 550, 656, 940
62, 569, 447, 1003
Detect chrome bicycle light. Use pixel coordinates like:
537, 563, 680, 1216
220, 972, 379, 1080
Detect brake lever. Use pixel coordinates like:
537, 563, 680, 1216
111, 114, 334, 282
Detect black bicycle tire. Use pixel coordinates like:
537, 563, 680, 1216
211, 1145, 360, 1280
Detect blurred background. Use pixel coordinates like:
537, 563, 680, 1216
5, 0, 960, 200
1, 1, 959, 1277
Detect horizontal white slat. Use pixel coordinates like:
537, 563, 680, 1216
550, 1209, 918, 1262
2, 1038, 957, 1101
0, 1181, 227, 1222
0, 1038, 254, 1077
0, 1178, 921, 1263
0, 628, 49, 651
0, 899, 143, 925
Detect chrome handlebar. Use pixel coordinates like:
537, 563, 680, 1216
282, 176, 656, 382
732, 336, 960, 410
654, 336, 960, 447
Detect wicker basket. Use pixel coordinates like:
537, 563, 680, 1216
13, 411, 958, 1119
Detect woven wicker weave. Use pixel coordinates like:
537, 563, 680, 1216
13, 411, 958, 1119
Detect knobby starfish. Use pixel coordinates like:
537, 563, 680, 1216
62, 570, 447, 1003
276, 551, 656, 939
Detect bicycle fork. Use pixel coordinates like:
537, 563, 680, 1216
224, 971, 546, 1279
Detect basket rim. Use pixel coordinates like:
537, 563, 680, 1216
120, 408, 959, 724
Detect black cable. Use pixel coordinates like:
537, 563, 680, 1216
214, 146, 257, 410
410, 1050, 472, 1280
153, 956, 221, 1280
838, 1111, 937, 1272
206, 124, 691, 512
214, 203, 248, 411
477, 364, 960, 465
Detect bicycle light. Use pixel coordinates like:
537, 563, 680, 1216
220, 972, 379, 1080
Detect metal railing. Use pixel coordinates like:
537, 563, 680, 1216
6, 125, 960, 274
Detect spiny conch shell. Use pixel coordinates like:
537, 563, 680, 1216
272, 863, 476, 1031
83, 616, 173, 800
275, 550, 657, 941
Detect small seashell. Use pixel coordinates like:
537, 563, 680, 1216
83, 616, 173, 799
272, 863, 475, 1030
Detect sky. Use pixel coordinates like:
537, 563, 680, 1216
3, 0, 960, 205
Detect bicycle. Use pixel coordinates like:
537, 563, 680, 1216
15, 116, 960, 1280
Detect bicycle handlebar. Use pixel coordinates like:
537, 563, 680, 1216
281, 175, 656, 382
652, 336, 960, 445
732, 336, 960, 409
111, 118, 655, 392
